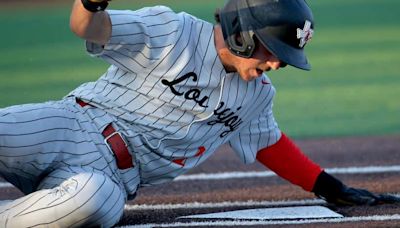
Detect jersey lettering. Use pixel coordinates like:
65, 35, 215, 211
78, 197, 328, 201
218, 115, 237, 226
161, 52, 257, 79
162, 73, 244, 138
161, 72, 209, 108
207, 102, 243, 138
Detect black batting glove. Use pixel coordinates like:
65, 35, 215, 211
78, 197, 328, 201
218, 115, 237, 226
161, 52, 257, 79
312, 171, 400, 206
81, 0, 110, 12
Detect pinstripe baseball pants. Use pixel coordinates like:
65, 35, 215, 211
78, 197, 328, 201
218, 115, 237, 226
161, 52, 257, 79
0, 98, 133, 227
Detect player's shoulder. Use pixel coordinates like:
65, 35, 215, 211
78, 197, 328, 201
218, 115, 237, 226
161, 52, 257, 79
126, 5, 176, 19
108, 5, 177, 20
258, 74, 275, 87
258, 73, 277, 97
129, 5, 208, 26
140, 5, 175, 14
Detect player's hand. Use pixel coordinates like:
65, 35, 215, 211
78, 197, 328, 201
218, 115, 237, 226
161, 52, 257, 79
325, 185, 400, 206
81, 0, 111, 12
312, 171, 400, 206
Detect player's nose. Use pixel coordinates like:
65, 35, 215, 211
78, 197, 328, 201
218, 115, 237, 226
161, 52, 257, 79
264, 54, 287, 70
267, 60, 285, 70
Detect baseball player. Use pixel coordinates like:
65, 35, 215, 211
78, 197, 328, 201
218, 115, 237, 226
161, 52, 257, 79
0, 0, 399, 227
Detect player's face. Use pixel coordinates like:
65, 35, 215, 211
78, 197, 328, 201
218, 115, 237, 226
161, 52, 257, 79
234, 42, 285, 81
215, 25, 286, 81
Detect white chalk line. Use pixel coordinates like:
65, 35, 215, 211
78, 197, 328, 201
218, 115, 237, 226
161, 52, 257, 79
0, 182, 12, 188
118, 214, 400, 227
2, 163, 400, 227
1, 165, 400, 189
124, 199, 325, 211
175, 165, 400, 181
125, 192, 400, 211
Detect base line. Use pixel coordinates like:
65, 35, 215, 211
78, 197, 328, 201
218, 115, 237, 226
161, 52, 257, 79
117, 214, 400, 228
0, 182, 12, 188
174, 165, 400, 181
124, 199, 325, 211
1, 165, 400, 189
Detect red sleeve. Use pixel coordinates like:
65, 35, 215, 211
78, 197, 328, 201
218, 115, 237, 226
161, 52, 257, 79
256, 133, 323, 191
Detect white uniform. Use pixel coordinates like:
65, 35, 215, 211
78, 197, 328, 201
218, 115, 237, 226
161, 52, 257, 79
0, 100, 126, 227
0, 6, 281, 227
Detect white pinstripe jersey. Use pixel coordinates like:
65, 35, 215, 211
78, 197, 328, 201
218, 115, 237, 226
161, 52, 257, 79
68, 6, 281, 186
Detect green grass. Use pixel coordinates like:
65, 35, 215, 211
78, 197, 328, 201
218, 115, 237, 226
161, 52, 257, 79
0, 0, 399, 138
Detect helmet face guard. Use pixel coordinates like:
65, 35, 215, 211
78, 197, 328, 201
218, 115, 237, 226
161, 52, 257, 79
219, 0, 314, 70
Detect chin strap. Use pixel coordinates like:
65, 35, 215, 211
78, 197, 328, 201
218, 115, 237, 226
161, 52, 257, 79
256, 133, 323, 191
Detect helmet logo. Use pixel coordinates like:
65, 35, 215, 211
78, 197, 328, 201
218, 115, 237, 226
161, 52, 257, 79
297, 20, 313, 48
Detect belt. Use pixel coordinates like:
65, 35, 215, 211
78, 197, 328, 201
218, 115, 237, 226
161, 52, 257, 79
76, 98, 134, 169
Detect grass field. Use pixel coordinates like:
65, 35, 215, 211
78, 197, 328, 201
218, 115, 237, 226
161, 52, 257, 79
0, 0, 399, 138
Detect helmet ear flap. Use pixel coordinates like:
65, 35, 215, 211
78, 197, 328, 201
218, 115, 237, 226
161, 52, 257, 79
227, 26, 256, 58
220, 1, 256, 58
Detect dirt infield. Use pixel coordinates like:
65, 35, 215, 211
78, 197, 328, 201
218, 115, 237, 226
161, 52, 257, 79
2, 134, 400, 227
115, 135, 400, 227
1, 0, 399, 227
118, 134, 400, 227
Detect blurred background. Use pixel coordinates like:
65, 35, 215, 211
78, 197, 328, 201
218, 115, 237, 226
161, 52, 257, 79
0, 0, 399, 138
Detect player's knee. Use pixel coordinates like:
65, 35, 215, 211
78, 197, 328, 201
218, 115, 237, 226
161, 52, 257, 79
63, 172, 126, 227
0, 172, 126, 228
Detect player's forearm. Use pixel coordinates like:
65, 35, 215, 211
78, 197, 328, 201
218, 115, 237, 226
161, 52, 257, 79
257, 133, 400, 206
256, 133, 323, 191
70, 0, 111, 45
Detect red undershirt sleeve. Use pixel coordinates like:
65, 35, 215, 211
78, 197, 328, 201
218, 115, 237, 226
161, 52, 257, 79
256, 133, 323, 192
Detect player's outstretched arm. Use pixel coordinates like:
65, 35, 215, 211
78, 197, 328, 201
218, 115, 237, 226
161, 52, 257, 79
256, 133, 400, 206
70, 0, 111, 45
312, 171, 400, 206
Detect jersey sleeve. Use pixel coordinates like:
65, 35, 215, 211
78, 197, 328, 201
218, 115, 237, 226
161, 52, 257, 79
86, 6, 182, 72
228, 93, 282, 164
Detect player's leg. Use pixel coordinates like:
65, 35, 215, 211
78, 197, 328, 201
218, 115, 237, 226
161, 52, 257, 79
0, 99, 129, 227
0, 168, 126, 227
0, 99, 120, 194
0, 101, 68, 193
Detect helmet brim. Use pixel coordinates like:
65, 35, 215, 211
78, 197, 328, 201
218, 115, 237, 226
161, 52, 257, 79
255, 28, 311, 71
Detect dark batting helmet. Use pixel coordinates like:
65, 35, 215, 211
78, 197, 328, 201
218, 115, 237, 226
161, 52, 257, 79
219, 0, 314, 70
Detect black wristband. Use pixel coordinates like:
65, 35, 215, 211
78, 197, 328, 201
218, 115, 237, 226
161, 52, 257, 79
81, 0, 109, 12
312, 171, 346, 201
